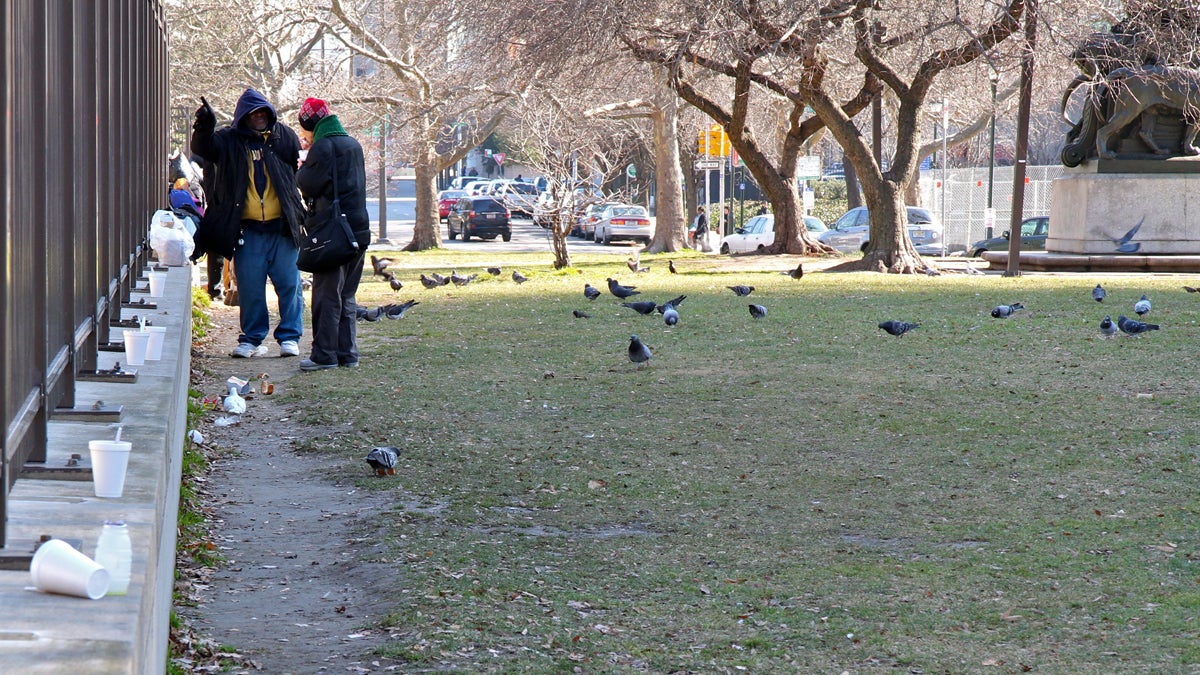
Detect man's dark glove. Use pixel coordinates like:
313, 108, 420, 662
193, 96, 216, 131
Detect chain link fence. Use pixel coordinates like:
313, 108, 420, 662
919, 165, 1065, 253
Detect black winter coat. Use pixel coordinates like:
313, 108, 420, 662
295, 131, 371, 251
189, 89, 305, 259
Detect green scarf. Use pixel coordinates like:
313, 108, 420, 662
312, 114, 348, 142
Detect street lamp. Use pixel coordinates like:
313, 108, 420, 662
986, 69, 999, 240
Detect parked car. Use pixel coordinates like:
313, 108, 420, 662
449, 176, 486, 191
818, 206, 946, 255
497, 181, 539, 217
719, 214, 827, 254
593, 204, 653, 245
970, 216, 1049, 257
576, 201, 621, 239
447, 197, 511, 242
437, 189, 468, 221
467, 180, 499, 197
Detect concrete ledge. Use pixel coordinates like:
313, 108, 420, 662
0, 266, 192, 674
981, 250, 1200, 272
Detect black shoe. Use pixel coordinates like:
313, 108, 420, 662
299, 358, 336, 372
339, 361, 359, 368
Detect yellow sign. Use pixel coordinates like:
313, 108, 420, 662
697, 124, 730, 157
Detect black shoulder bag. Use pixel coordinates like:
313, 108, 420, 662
297, 147, 360, 273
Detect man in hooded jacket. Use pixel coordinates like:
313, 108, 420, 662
190, 88, 306, 359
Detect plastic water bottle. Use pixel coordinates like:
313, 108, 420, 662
94, 520, 132, 596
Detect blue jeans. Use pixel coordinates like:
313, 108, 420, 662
233, 223, 304, 346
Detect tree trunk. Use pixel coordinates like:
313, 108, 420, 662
404, 157, 442, 251
550, 213, 571, 269
742, 151, 830, 255
857, 181, 927, 274
646, 69, 686, 253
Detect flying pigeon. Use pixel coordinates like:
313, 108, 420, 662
607, 278, 640, 298
573, 310, 591, 318
584, 283, 601, 301
656, 295, 687, 313
1092, 284, 1106, 302
628, 334, 652, 368
1117, 314, 1159, 335
223, 386, 246, 415
365, 446, 399, 476
370, 255, 393, 277
1184, 285, 1200, 293
383, 299, 419, 319
727, 285, 755, 297
991, 302, 1025, 319
419, 274, 442, 289
669, 260, 678, 274
1111, 217, 1144, 253
748, 304, 767, 320
387, 273, 404, 292
1099, 314, 1118, 338
663, 305, 679, 326
512, 270, 529, 284
485, 266, 502, 276
622, 300, 658, 315
879, 320, 919, 337
1133, 294, 1151, 317
783, 263, 804, 280
626, 258, 640, 273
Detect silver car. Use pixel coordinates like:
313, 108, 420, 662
593, 204, 653, 245
819, 206, 945, 255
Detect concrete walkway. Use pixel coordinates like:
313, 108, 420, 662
0, 266, 192, 674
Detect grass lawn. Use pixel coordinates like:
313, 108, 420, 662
284, 250, 1200, 673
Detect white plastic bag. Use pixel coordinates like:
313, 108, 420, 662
148, 209, 195, 266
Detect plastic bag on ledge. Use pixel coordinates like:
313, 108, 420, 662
148, 209, 195, 266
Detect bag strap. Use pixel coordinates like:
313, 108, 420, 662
328, 147, 359, 252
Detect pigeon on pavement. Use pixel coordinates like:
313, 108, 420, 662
663, 305, 679, 326
223, 386, 246, 415
365, 446, 399, 476
1092, 284, 1106, 302
727, 284, 755, 297
991, 302, 1024, 318
1099, 314, 1118, 338
656, 295, 687, 313
879, 320, 920, 336
607, 277, 640, 298
1134, 294, 1151, 316
512, 270, 529, 284
584, 283, 601, 301
1117, 314, 1159, 335
573, 310, 591, 318
628, 334, 652, 367
622, 300, 658, 315
748, 304, 767, 319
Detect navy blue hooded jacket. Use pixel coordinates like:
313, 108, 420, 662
190, 88, 305, 259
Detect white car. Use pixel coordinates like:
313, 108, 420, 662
818, 206, 946, 255
593, 204, 653, 245
496, 181, 539, 217
719, 214, 827, 254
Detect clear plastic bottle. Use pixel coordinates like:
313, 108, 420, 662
94, 520, 132, 596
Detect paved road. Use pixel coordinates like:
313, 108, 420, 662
368, 214, 646, 255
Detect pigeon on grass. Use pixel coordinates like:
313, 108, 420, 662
607, 278, 639, 298
748, 304, 767, 320
656, 295, 687, 314
878, 320, 919, 337
783, 263, 804, 280
991, 303, 1024, 319
1092, 284, 1106, 302
628, 334, 652, 368
584, 283, 601, 301
622, 301, 658, 315
370, 255, 393, 277
365, 446, 400, 476
663, 305, 679, 326
1117, 314, 1159, 335
1099, 315, 1118, 338
727, 285, 755, 297
573, 310, 591, 319
1134, 294, 1151, 317
512, 270, 529, 284
383, 299, 419, 320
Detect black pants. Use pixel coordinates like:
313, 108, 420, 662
206, 254, 224, 298
309, 252, 364, 366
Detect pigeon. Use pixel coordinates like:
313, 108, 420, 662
1092, 284, 1106, 302
573, 310, 591, 318
1134, 294, 1151, 317
879, 320, 920, 337
387, 273, 404, 292
1111, 217, 1143, 253
622, 300, 658, 315
656, 295, 687, 313
991, 302, 1024, 319
370, 255, 393, 277
512, 270, 529, 284
486, 266, 502, 276
1117, 314, 1159, 335
223, 386, 246, 415
361, 306, 384, 322
964, 260, 984, 275
669, 260, 678, 274
419, 274, 442, 289
663, 305, 679, 326
783, 263, 804, 279
355, 306, 368, 321
383, 299, 419, 319
727, 285, 755, 297
628, 334, 652, 367
607, 277, 640, 298
365, 446, 399, 476
450, 271, 477, 286
1099, 314, 1118, 338
583, 283, 601, 301
626, 258, 640, 273
431, 273, 451, 286
1184, 286, 1200, 293
748, 303, 767, 319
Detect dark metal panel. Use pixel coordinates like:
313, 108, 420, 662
43, 2, 75, 415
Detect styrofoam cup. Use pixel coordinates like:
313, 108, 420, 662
29, 539, 110, 600
122, 329, 150, 366
141, 326, 166, 361
148, 271, 166, 297
89, 440, 132, 498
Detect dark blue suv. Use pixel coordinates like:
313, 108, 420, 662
448, 197, 512, 242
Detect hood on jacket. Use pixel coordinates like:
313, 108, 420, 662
232, 88, 277, 130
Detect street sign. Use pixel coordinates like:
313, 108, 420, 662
493, 152, 506, 166
694, 159, 722, 171
626, 163, 637, 178
797, 156, 821, 180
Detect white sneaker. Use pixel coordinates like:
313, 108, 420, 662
231, 343, 268, 358
279, 340, 300, 357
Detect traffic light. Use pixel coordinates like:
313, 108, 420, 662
697, 124, 731, 157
